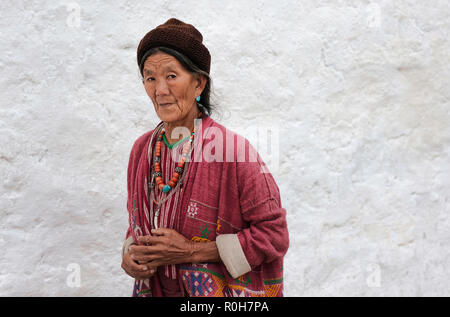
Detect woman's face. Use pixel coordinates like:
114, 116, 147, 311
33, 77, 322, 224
142, 52, 205, 124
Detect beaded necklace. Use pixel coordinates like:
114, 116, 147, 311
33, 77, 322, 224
153, 112, 202, 194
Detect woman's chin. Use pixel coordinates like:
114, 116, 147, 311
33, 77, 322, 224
157, 111, 179, 123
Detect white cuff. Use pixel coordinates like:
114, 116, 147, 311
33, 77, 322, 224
216, 234, 252, 278
122, 236, 136, 259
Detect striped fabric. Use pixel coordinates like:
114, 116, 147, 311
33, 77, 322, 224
147, 128, 193, 279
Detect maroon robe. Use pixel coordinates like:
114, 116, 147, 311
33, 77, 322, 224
125, 115, 289, 297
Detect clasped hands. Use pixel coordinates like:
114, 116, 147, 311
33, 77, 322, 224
121, 228, 195, 280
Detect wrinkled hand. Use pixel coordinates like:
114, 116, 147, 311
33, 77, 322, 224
131, 228, 195, 267
121, 250, 156, 280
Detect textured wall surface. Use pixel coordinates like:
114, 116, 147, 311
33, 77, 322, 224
1, 0, 449, 296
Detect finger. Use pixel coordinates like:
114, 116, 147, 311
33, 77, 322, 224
137, 235, 163, 245
130, 265, 157, 279
129, 245, 152, 255
130, 245, 160, 256
124, 253, 150, 272
136, 235, 153, 245
133, 253, 158, 263
123, 264, 143, 279
151, 228, 172, 236
121, 261, 133, 276
122, 258, 147, 278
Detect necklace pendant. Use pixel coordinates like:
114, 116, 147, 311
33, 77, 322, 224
162, 184, 171, 193
153, 207, 160, 230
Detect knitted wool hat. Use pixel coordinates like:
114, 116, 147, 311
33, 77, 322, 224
137, 18, 211, 75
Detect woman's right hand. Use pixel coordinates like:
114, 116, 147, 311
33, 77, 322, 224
121, 249, 156, 280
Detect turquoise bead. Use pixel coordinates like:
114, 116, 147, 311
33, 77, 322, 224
162, 185, 171, 193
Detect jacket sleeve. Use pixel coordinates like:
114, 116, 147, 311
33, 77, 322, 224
216, 141, 289, 278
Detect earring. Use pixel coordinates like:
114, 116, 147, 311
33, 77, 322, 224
196, 96, 201, 102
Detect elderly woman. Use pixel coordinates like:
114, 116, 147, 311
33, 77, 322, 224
121, 18, 289, 297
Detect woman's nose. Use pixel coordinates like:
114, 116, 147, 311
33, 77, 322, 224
155, 79, 170, 96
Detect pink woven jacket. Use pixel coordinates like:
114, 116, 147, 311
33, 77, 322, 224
123, 115, 289, 297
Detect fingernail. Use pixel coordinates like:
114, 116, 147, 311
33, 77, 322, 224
141, 266, 147, 271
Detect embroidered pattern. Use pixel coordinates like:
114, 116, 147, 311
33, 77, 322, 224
235, 276, 252, 287
131, 195, 143, 237
191, 236, 210, 243
264, 284, 282, 297
263, 277, 284, 285
133, 279, 152, 297
187, 201, 199, 218
216, 219, 221, 233
183, 271, 215, 296
180, 266, 283, 297
200, 223, 210, 239
181, 266, 226, 297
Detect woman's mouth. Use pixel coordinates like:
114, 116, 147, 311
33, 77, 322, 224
160, 103, 173, 107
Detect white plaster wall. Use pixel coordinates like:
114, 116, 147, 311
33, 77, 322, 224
0, 0, 449, 296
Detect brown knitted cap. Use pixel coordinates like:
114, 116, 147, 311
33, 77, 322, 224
137, 18, 211, 75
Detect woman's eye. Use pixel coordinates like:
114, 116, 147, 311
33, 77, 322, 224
145, 75, 174, 82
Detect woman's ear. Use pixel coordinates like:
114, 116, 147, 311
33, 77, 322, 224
195, 74, 207, 94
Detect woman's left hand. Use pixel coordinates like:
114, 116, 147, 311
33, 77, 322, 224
131, 228, 195, 268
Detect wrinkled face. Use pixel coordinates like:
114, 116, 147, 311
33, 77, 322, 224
142, 52, 203, 124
